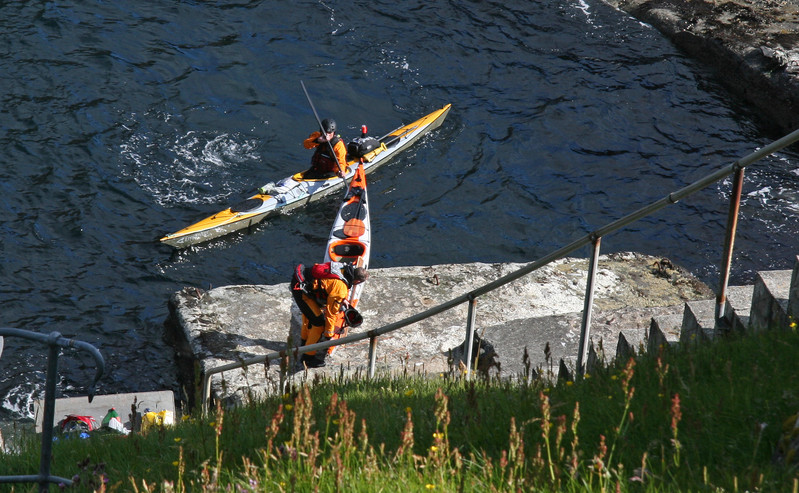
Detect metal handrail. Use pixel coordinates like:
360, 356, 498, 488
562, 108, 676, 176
200, 127, 799, 410
0, 328, 105, 493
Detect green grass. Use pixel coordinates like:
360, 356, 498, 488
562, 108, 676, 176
3, 326, 799, 492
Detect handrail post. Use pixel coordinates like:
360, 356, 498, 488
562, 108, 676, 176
716, 166, 745, 322
37, 332, 61, 493
464, 295, 477, 380
368, 335, 378, 378
577, 236, 601, 376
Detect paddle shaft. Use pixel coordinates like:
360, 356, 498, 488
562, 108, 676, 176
300, 80, 343, 175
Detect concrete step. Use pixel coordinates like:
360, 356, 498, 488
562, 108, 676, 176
648, 311, 683, 353
789, 256, 799, 319
681, 299, 718, 344
616, 328, 647, 361
723, 284, 754, 332
749, 269, 792, 330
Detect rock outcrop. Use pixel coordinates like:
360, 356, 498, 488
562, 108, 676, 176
165, 252, 713, 408
603, 0, 799, 133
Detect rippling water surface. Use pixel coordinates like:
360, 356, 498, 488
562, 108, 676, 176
2, 0, 798, 420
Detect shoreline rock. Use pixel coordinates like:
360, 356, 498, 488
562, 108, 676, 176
165, 252, 713, 409
603, 0, 799, 134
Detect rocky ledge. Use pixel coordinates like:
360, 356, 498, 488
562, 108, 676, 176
604, 0, 799, 133
165, 252, 712, 409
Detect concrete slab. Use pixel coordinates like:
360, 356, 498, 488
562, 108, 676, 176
34, 390, 175, 433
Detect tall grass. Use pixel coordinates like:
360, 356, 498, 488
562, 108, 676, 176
2, 326, 799, 491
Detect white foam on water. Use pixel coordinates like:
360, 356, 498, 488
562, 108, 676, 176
119, 127, 261, 207
1, 381, 39, 420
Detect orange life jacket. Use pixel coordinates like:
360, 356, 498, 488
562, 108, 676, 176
310, 136, 344, 173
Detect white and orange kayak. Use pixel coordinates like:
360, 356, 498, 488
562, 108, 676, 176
160, 104, 451, 249
323, 161, 370, 348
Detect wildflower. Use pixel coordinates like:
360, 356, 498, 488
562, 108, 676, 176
566, 381, 573, 386
333, 419, 340, 425
406, 407, 412, 413
172, 461, 179, 467
543, 388, 550, 394
430, 446, 439, 452
611, 375, 617, 380
285, 404, 293, 411
181, 415, 190, 422
425, 485, 436, 490
432, 432, 443, 439
174, 437, 181, 443
584, 373, 591, 378
209, 421, 216, 427
404, 389, 414, 397
282, 393, 290, 401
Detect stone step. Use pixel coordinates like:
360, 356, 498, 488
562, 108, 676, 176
648, 312, 683, 353
723, 284, 754, 332
681, 299, 718, 344
789, 256, 799, 319
616, 328, 647, 361
749, 269, 792, 330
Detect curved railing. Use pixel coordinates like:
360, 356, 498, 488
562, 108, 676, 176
200, 127, 799, 410
0, 328, 104, 492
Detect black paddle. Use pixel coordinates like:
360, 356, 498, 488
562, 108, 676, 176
300, 80, 344, 178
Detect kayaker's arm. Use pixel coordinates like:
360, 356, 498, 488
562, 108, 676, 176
304, 132, 323, 149
332, 140, 348, 177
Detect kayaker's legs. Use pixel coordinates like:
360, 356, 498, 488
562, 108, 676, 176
301, 168, 336, 180
297, 293, 325, 356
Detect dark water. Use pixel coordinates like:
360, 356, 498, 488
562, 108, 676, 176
2, 0, 798, 420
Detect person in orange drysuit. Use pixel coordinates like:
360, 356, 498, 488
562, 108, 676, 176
291, 262, 368, 368
302, 118, 348, 179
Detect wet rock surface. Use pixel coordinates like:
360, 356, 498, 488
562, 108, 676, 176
603, 0, 799, 133
165, 252, 713, 408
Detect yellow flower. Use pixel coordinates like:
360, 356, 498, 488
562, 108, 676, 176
611, 375, 618, 380
584, 373, 591, 379
285, 404, 293, 411
174, 437, 181, 443
404, 389, 414, 397
566, 381, 573, 386
181, 415, 190, 422
430, 446, 439, 452
283, 393, 290, 400
172, 461, 179, 467
406, 407, 412, 413
425, 485, 435, 490
432, 432, 443, 439
543, 388, 550, 394
209, 421, 216, 427
333, 419, 340, 425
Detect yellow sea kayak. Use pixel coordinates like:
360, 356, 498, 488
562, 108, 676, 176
160, 104, 451, 249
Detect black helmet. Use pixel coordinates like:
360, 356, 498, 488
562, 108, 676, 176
321, 118, 336, 134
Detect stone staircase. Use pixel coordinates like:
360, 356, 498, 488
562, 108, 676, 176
607, 256, 799, 370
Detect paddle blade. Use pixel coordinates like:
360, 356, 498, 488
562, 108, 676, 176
342, 219, 365, 237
